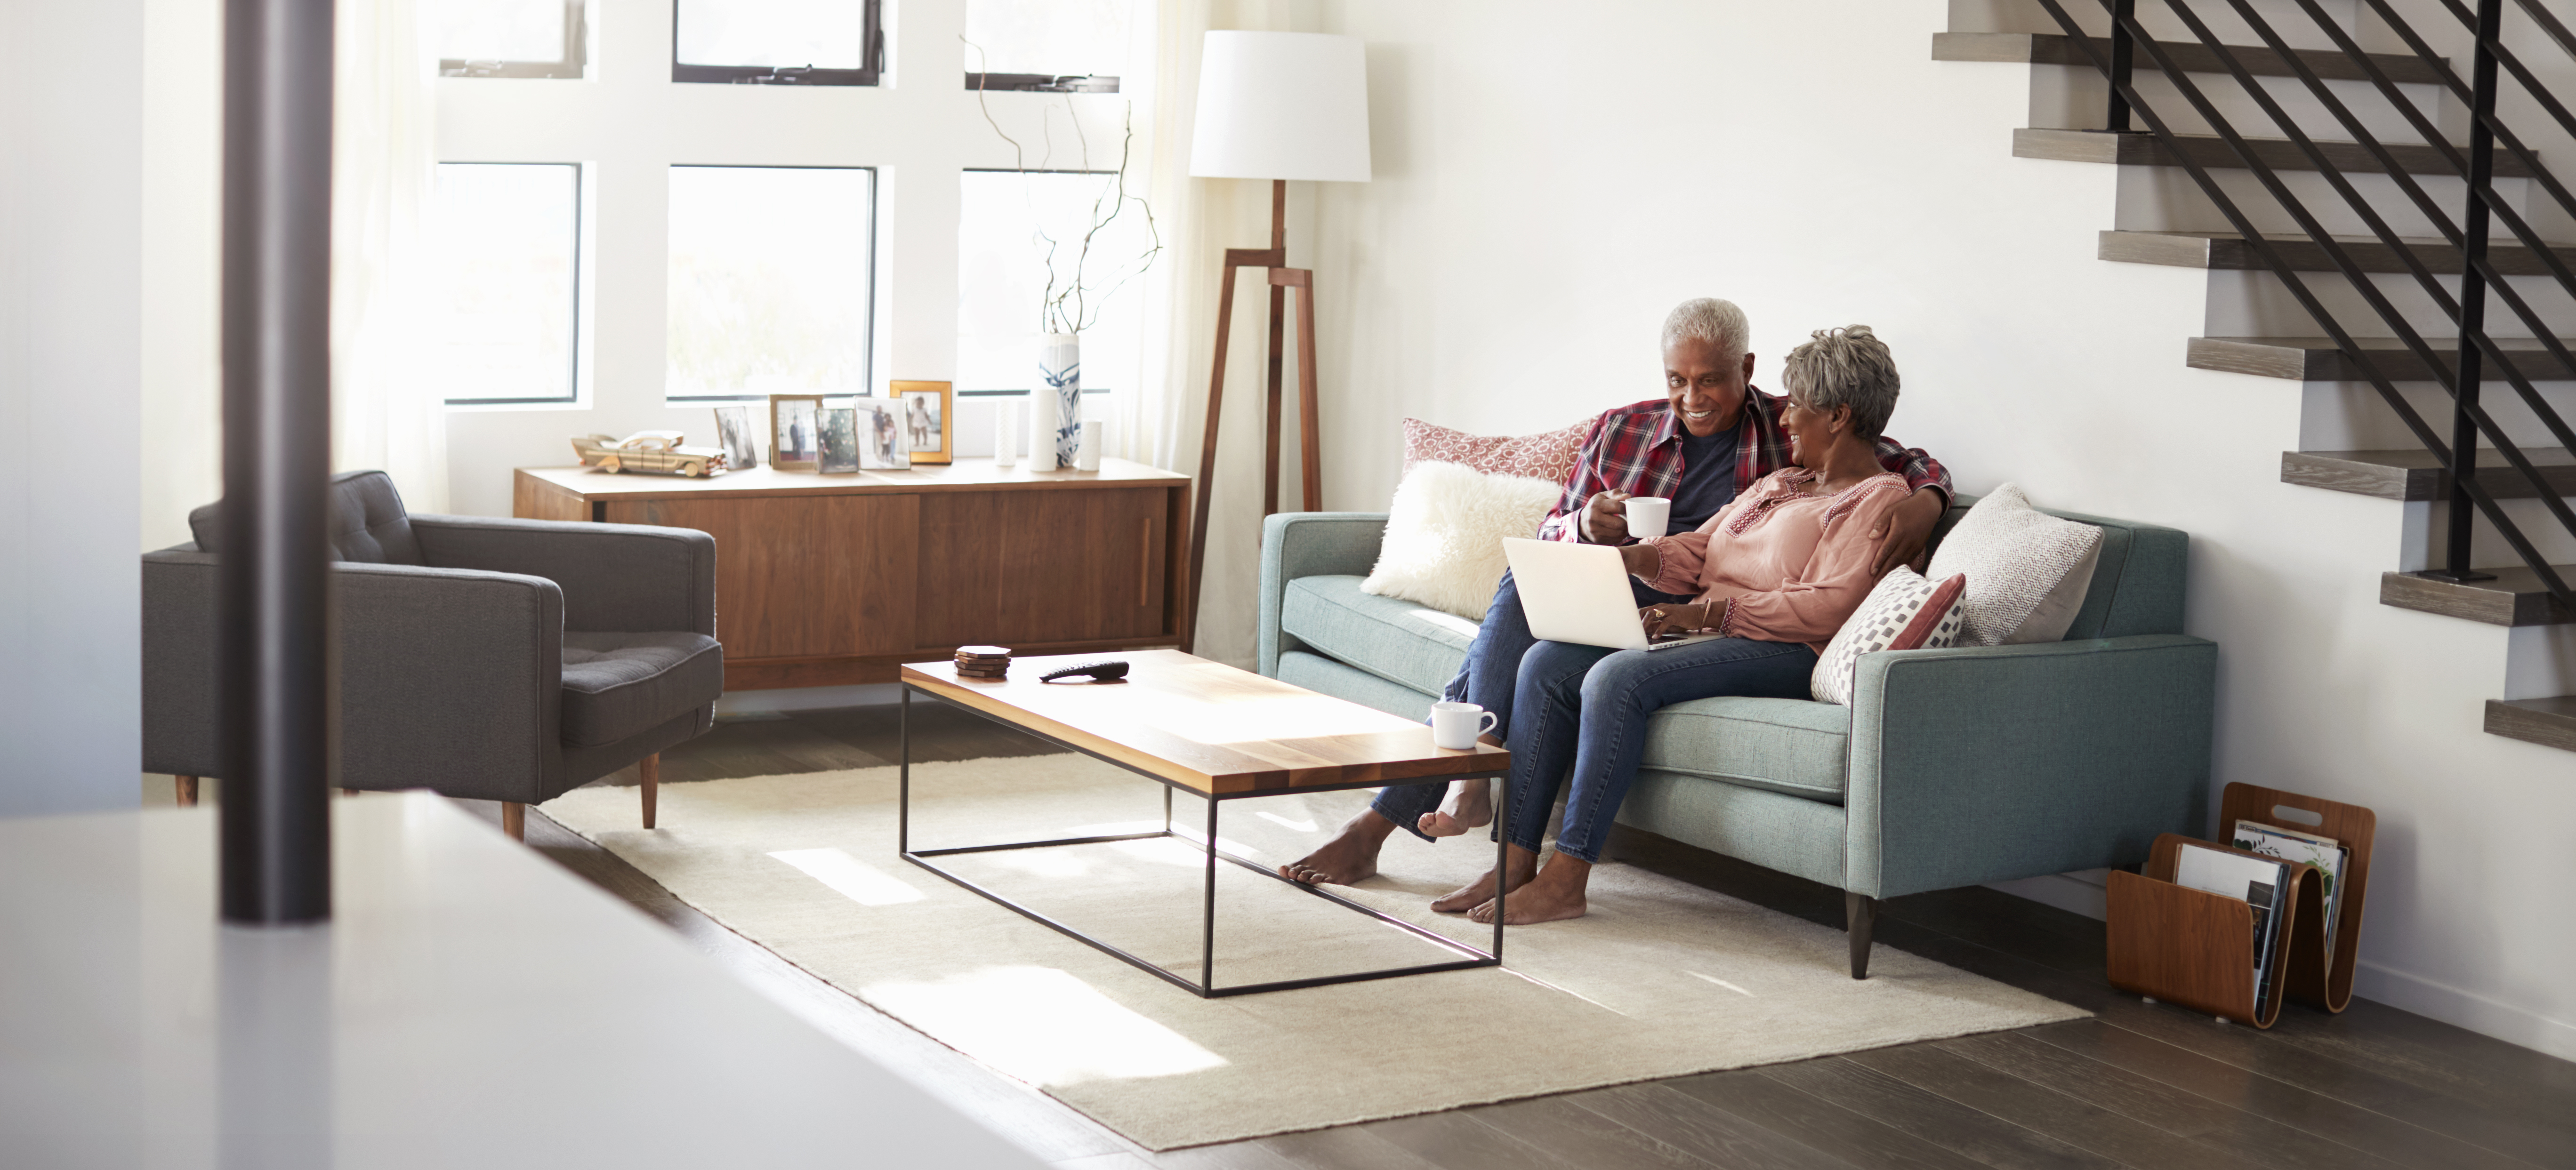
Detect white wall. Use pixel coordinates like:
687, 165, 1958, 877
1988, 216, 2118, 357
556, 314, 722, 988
1, 0, 146, 814
1304, 0, 2576, 1058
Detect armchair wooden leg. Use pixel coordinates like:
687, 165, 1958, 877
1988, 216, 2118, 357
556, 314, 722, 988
639, 753, 660, 830
174, 775, 198, 807
1846, 891, 1877, 980
502, 801, 526, 842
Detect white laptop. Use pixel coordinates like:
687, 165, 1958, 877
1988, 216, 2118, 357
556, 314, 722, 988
1502, 537, 1723, 653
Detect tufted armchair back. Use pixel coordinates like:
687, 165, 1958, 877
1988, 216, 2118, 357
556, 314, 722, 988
187, 470, 425, 565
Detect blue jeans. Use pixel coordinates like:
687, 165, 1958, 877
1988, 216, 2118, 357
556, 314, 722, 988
1368, 569, 1693, 840
1504, 636, 1819, 862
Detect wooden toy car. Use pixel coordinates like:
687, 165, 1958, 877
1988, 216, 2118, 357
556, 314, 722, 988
571, 432, 730, 477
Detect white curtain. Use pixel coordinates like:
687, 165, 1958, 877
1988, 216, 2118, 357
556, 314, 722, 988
331, 0, 448, 512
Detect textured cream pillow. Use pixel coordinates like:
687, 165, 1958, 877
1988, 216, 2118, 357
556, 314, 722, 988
1361, 461, 1565, 621
1924, 483, 2103, 646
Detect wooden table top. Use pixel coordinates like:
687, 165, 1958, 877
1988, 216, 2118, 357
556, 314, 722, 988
901, 649, 1510, 795
518, 457, 1187, 500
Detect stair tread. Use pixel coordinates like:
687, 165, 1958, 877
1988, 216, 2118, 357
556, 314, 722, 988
2486, 696, 2576, 751
2014, 128, 2533, 177
2282, 449, 2576, 501
2190, 335, 2576, 380
1934, 32, 2447, 84
2103, 230, 2576, 274
2381, 564, 2576, 625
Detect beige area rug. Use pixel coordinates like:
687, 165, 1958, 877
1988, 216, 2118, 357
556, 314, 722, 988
542, 756, 2085, 1150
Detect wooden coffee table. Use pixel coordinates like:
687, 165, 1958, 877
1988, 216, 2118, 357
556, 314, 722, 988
898, 649, 1513, 997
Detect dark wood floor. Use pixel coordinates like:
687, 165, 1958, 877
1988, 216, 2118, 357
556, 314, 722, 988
467, 706, 2576, 1170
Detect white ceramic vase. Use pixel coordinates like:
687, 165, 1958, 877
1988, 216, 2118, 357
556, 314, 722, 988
1038, 332, 1083, 470
993, 400, 1020, 468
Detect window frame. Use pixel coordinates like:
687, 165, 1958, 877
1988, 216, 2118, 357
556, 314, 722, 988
439, 0, 589, 80
438, 160, 590, 408
669, 0, 885, 87
662, 162, 881, 405
964, 73, 1119, 93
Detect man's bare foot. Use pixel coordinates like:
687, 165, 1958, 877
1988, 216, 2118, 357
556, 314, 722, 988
1471, 852, 1593, 924
1279, 809, 1399, 886
1432, 844, 1541, 914
1417, 778, 1494, 838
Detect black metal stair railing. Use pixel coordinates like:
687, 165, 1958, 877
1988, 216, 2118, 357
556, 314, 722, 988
2027, 0, 2576, 611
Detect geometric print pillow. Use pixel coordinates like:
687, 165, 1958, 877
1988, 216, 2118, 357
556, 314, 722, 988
1809, 568, 1969, 705
1400, 417, 1590, 485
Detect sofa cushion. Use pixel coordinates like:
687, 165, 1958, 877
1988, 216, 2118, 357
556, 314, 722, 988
560, 631, 724, 747
1637, 696, 1853, 804
1280, 575, 1474, 696
186, 469, 426, 565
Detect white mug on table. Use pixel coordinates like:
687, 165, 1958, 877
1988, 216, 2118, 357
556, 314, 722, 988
1430, 701, 1497, 750
1626, 496, 1672, 540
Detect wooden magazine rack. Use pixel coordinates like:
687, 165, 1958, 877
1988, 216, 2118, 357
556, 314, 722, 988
2105, 782, 2375, 1027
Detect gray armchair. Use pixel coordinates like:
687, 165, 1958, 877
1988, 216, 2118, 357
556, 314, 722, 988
144, 470, 722, 838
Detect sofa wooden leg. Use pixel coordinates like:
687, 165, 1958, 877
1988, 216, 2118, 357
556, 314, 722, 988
1846, 891, 1877, 980
639, 753, 659, 830
174, 775, 198, 807
502, 801, 526, 842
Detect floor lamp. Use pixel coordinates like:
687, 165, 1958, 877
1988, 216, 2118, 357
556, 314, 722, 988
1183, 31, 1371, 650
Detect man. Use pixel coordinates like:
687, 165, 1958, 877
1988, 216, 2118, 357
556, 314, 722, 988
1279, 297, 1953, 887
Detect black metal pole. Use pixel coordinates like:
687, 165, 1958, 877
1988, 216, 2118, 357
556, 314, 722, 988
219, 0, 335, 924
2107, 0, 2137, 132
2431, 0, 2504, 584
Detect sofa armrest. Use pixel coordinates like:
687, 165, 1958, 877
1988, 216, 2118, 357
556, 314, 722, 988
335, 562, 565, 800
1843, 634, 2216, 898
409, 514, 714, 636
1258, 513, 1389, 677
144, 552, 566, 798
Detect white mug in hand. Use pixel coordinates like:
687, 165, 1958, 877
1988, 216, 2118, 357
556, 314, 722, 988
1626, 496, 1672, 540
1430, 701, 1498, 750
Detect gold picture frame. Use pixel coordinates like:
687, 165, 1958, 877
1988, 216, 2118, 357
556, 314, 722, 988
890, 380, 953, 465
768, 393, 824, 471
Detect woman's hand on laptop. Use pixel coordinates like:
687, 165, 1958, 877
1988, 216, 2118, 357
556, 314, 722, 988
1639, 603, 1713, 638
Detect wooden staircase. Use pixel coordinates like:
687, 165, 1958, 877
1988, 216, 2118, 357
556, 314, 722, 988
1939, 7, 2576, 754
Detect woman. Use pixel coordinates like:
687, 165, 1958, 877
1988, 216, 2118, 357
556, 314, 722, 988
1432, 324, 1918, 924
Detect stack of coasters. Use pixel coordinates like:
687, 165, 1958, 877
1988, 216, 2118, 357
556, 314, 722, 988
954, 645, 1011, 680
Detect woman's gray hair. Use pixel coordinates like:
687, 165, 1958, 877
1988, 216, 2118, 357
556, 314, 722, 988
1660, 298, 1749, 368
1782, 325, 1900, 440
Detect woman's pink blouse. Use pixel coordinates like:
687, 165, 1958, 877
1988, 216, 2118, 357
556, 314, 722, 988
1638, 468, 1910, 653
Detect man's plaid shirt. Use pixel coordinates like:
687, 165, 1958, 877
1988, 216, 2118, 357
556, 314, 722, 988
1534, 389, 1952, 542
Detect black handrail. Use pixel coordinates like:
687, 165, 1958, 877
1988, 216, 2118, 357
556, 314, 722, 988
2032, 0, 2576, 608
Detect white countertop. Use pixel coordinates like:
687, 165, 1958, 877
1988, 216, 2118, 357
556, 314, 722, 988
0, 792, 1043, 1169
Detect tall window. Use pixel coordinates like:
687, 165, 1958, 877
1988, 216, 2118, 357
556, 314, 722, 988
673, 0, 883, 85
667, 165, 875, 402
438, 0, 587, 79
962, 0, 1131, 91
435, 163, 584, 405
955, 168, 1154, 399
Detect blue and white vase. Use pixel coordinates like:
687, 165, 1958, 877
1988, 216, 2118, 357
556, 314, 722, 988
1039, 332, 1083, 469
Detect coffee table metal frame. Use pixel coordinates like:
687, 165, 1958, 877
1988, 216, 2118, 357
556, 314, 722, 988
897, 684, 1509, 998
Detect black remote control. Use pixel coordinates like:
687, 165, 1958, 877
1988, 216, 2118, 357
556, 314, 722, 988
1038, 660, 1130, 683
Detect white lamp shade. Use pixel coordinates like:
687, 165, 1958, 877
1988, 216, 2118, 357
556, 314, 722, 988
1188, 32, 1372, 183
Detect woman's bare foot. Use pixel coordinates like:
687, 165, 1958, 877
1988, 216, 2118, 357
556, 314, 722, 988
1431, 844, 1541, 914
1278, 809, 1400, 886
1416, 778, 1494, 838
1470, 852, 1593, 924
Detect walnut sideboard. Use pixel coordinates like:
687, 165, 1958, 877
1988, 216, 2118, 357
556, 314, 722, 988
515, 458, 1191, 690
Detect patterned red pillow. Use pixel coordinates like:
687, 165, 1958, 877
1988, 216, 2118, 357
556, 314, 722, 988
1401, 417, 1590, 485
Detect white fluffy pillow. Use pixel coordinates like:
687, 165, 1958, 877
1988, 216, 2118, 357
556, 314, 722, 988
1924, 483, 2104, 646
1362, 461, 1564, 621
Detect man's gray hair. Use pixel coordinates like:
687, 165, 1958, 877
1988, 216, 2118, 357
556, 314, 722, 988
1660, 298, 1750, 368
1782, 325, 1900, 440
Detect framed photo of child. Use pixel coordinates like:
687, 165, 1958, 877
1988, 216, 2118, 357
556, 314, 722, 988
890, 380, 952, 465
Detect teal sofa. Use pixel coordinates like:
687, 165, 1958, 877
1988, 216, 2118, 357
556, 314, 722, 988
1257, 501, 2216, 977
